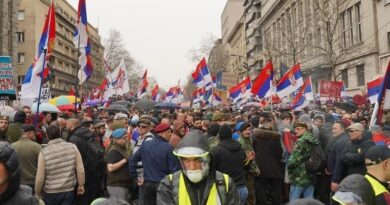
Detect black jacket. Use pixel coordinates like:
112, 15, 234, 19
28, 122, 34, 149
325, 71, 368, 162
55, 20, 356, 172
252, 128, 283, 179
340, 131, 375, 176
327, 132, 349, 182
211, 139, 247, 187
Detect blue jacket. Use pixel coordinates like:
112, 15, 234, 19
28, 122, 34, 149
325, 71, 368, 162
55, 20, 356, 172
129, 135, 180, 183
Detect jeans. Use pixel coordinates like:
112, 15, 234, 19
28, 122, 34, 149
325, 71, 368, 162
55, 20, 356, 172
237, 186, 248, 205
289, 185, 314, 202
143, 181, 159, 205
107, 186, 129, 201
43, 191, 74, 205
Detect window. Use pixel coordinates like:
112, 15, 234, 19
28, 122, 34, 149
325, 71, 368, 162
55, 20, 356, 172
17, 53, 25, 64
17, 11, 25, 21
347, 8, 353, 45
355, 2, 362, 42
65, 46, 69, 54
341, 69, 349, 88
356, 65, 365, 86
16, 32, 24, 42
341, 12, 347, 48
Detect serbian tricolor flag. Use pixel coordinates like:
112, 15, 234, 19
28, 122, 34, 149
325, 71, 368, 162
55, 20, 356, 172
251, 61, 274, 98
151, 84, 160, 102
229, 77, 251, 103
138, 70, 148, 99
165, 86, 181, 103
370, 61, 390, 126
21, 1, 55, 100
367, 76, 384, 104
192, 58, 213, 89
212, 90, 222, 106
192, 88, 205, 104
276, 63, 303, 98
74, 0, 93, 85
291, 78, 312, 111
69, 87, 75, 96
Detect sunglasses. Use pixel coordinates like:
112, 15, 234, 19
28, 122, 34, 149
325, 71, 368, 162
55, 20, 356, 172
348, 129, 359, 133
139, 125, 149, 129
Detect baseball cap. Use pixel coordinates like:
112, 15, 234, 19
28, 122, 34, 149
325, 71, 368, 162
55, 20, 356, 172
365, 145, 390, 166
346, 123, 364, 132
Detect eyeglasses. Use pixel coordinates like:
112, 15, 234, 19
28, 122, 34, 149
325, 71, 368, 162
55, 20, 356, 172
348, 130, 358, 133
139, 125, 149, 129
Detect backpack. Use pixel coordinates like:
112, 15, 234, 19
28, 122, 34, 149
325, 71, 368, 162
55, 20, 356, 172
305, 142, 326, 173
85, 137, 106, 179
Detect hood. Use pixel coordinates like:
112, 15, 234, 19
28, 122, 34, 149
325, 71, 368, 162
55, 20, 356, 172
334, 174, 374, 205
70, 125, 95, 139
13, 111, 26, 123
298, 114, 312, 125
253, 128, 280, 140
0, 142, 21, 203
219, 139, 242, 152
301, 131, 319, 145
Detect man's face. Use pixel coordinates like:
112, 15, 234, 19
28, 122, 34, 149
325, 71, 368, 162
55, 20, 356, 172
177, 113, 185, 121
282, 118, 291, 126
185, 115, 193, 125
0, 162, 8, 189
178, 126, 186, 137
23, 108, 32, 118
294, 126, 307, 137
0, 120, 9, 131
242, 127, 251, 138
360, 120, 367, 128
160, 129, 172, 141
314, 119, 323, 128
193, 120, 202, 129
98, 126, 106, 135
182, 157, 202, 171
332, 123, 345, 137
45, 114, 52, 123
138, 123, 150, 135
348, 129, 363, 141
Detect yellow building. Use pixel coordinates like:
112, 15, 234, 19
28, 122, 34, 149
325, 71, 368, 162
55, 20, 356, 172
16, 0, 104, 97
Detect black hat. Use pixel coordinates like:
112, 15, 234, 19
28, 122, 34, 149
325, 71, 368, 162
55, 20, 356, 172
365, 145, 390, 166
219, 124, 232, 140
21, 124, 35, 132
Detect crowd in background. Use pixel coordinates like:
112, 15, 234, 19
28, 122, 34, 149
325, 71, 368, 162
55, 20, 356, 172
0, 102, 389, 205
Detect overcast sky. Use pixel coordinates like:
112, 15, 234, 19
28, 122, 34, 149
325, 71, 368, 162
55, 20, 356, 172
67, 0, 226, 89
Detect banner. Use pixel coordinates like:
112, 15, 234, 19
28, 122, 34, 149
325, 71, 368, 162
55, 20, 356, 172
0, 56, 16, 100
19, 85, 51, 107
319, 81, 343, 98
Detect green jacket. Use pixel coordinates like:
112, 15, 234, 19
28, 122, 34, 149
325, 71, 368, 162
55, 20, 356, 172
208, 136, 220, 150
287, 131, 319, 186
238, 136, 260, 175
7, 122, 23, 143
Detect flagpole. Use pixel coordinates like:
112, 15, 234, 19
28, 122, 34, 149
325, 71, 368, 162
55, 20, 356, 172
75, 33, 81, 114
34, 48, 47, 128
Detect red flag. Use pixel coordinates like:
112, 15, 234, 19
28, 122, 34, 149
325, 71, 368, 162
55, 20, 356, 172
100, 78, 108, 91
69, 88, 75, 96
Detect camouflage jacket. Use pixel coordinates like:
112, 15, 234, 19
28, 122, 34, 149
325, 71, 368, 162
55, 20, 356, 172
287, 131, 319, 186
238, 135, 260, 175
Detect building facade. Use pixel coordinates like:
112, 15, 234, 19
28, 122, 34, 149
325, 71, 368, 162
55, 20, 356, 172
0, 0, 20, 67
16, 0, 104, 97
251, 0, 390, 96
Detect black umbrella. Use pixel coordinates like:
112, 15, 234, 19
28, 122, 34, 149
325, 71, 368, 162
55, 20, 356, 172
132, 99, 157, 112
112, 100, 133, 108
335, 101, 357, 112
154, 102, 179, 110
104, 104, 128, 113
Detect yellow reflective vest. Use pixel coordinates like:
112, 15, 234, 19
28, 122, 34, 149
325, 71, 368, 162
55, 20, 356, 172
169, 172, 229, 205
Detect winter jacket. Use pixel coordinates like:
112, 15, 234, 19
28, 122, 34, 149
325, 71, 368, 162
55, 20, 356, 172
238, 135, 260, 175
252, 128, 283, 179
211, 139, 247, 187
157, 170, 240, 205
340, 131, 375, 176
287, 131, 319, 186
129, 135, 180, 183
327, 132, 349, 182
106, 145, 132, 187
7, 111, 26, 143
332, 174, 375, 205
319, 122, 333, 150
0, 143, 39, 205
67, 125, 104, 182
12, 138, 41, 185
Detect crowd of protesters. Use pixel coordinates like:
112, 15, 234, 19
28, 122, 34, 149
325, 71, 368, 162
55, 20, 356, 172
0, 102, 389, 205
